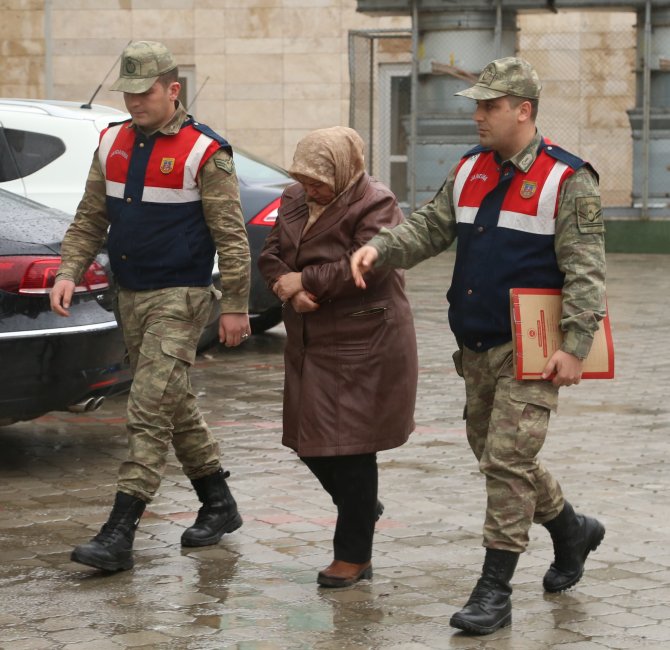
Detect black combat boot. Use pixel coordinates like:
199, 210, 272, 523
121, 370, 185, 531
542, 501, 605, 592
70, 491, 146, 572
450, 548, 519, 635
181, 468, 243, 547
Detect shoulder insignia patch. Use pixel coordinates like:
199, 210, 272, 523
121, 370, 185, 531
214, 157, 234, 174
576, 196, 605, 234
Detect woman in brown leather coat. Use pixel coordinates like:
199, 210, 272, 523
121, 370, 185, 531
258, 126, 418, 588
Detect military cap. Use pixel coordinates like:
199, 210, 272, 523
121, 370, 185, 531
110, 41, 177, 94
455, 57, 541, 101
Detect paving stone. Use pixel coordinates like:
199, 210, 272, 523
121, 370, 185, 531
1, 254, 669, 648
3, 639, 53, 650
61, 641, 122, 650
48, 628, 107, 644
110, 631, 171, 646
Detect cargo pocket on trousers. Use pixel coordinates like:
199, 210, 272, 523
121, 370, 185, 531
507, 380, 558, 457
509, 380, 558, 413
131, 332, 191, 417
160, 336, 197, 366
156, 337, 191, 414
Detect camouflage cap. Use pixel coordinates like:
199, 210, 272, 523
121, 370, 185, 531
110, 41, 177, 94
455, 57, 541, 101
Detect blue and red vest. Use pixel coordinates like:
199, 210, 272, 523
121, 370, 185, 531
447, 139, 592, 351
98, 117, 229, 290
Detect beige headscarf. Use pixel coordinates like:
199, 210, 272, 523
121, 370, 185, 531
288, 126, 366, 232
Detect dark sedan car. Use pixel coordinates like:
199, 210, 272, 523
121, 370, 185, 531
0, 189, 129, 425
231, 147, 290, 333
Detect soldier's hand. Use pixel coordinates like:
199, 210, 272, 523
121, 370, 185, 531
219, 312, 251, 347
50, 279, 76, 317
542, 350, 583, 387
350, 245, 378, 289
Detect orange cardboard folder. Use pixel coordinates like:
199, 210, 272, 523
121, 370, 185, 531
510, 288, 614, 380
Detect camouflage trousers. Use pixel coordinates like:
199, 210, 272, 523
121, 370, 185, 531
116, 286, 221, 502
459, 342, 564, 553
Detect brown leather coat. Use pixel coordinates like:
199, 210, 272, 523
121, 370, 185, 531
258, 173, 418, 457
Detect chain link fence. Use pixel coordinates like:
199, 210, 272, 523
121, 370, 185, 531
349, 29, 413, 204
519, 11, 637, 208
349, 31, 376, 169
350, 11, 638, 210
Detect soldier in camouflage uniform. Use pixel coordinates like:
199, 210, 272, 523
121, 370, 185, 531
50, 41, 251, 572
351, 58, 606, 634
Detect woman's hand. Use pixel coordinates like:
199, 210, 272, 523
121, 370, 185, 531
273, 272, 304, 302
291, 290, 320, 313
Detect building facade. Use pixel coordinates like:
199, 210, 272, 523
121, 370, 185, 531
2, 0, 668, 251
0, 0, 408, 168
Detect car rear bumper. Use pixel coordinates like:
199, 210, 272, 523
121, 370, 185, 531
0, 320, 130, 423
0, 319, 118, 339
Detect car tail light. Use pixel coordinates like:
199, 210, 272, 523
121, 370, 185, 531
0, 256, 110, 295
248, 197, 281, 226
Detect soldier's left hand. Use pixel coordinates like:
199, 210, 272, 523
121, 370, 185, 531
542, 350, 583, 387
219, 313, 251, 347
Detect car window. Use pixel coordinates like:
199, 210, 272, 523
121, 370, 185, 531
0, 127, 65, 182
234, 150, 291, 184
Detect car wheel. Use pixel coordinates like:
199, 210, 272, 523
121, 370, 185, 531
249, 306, 283, 334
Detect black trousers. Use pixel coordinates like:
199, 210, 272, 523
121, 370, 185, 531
301, 453, 378, 564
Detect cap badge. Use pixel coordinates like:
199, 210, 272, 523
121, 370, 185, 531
520, 180, 537, 199
160, 157, 175, 174
480, 65, 496, 86
125, 60, 137, 74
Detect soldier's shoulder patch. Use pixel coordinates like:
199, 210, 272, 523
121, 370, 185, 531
576, 195, 605, 234
214, 157, 235, 174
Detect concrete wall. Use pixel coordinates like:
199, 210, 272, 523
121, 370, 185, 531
0, 0, 45, 99
0, 2, 643, 212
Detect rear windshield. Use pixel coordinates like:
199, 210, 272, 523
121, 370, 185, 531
234, 150, 291, 185
0, 128, 65, 181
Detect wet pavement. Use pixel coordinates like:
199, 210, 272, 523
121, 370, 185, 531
1, 252, 669, 650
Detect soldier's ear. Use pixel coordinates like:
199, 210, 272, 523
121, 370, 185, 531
518, 99, 533, 122
168, 81, 181, 101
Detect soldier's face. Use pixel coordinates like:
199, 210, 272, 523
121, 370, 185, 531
472, 96, 528, 159
124, 80, 180, 132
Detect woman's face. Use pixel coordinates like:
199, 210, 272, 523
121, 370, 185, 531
294, 175, 336, 205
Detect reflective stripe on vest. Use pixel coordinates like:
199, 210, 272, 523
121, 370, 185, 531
98, 122, 220, 204
453, 149, 573, 234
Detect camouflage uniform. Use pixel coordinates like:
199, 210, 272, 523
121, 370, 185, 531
56, 103, 250, 502
369, 131, 606, 554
